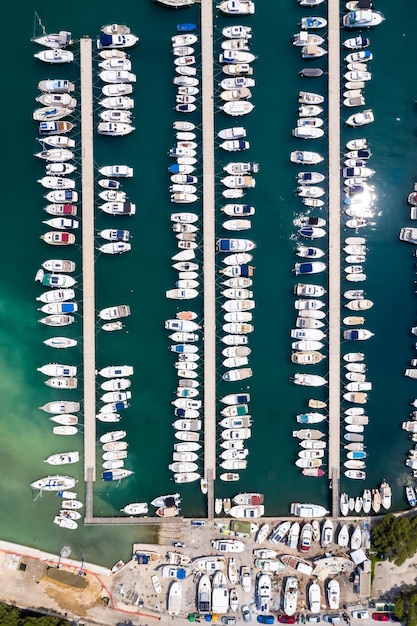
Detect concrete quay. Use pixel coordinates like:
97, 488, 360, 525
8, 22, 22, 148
80, 36, 97, 490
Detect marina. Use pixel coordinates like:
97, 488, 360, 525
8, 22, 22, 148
0, 0, 414, 592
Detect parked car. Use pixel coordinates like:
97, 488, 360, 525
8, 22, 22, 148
258, 617, 275, 625
191, 520, 205, 526
278, 617, 296, 624
172, 541, 186, 548
242, 606, 252, 623
324, 616, 341, 624
222, 617, 236, 625
307, 616, 321, 623
351, 612, 370, 621
372, 615, 390, 622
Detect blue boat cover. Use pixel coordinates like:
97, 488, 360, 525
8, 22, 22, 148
348, 330, 359, 340
99, 34, 113, 47
239, 265, 251, 277
134, 553, 150, 565
61, 303, 76, 313
177, 23, 196, 32
102, 470, 114, 481
177, 568, 187, 579
115, 401, 127, 411
176, 408, 186, 417
169, 164, 181, 174
299, 227, 314, 237
218, 239, 232, 251
298, 263, 313, 274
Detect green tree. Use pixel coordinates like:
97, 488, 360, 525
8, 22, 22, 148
371, 514, 417, 565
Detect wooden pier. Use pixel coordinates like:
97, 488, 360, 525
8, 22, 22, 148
327, 0, 341, 518
80, 37, 97, 495
201, 0, 217, 514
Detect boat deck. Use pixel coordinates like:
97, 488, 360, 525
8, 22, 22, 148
327, 0, 341, 517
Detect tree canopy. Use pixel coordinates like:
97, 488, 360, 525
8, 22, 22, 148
371, 513, 417, 566
0, 604, 70, 626
392, 589, 417, 626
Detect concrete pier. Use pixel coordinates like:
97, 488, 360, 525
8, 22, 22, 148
201, 0, 217, 510
327, 0, 341, 518
80, 37, 97, 491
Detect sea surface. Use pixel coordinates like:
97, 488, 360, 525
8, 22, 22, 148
1, 0, 417, 568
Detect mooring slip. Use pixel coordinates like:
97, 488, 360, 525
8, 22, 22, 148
327, 0, 341, 518
201, 0, 217, 502
80, 37, 97, 484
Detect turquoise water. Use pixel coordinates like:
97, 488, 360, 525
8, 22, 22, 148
1, 0, 417, 567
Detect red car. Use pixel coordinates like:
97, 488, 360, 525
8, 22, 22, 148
372, 614, 390, 622
278, 617, 296, 625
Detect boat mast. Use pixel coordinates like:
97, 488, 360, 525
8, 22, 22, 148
33, 11, 47, 38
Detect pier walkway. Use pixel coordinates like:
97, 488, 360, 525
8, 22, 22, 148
201, 0, 217, 512
80, 37, 97, 497
327, 0, 341, 518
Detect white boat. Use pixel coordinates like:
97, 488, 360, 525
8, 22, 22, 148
293, 373, 326, 387
97, 33, 139, 49
293, 31, 324, 46
221, 428, 251, 440
290, 502, 328, 517
39, 120, 74, 136
211, 539, 246, 552
43, 337, 77, 349
346, 109, 374, 127
167, 581, 182, 616
292, 126, 324, 139
99, 242, 131, 254
380, 480, 392, 509
49, 414, 78, 426
300, 16, 327, 29
290, 150, 324, 165
52, 425, 77, 435
41, 231, 76, 246
38, 363, 76, 377
343, 9, 385, 28
99, 305, 130, 321
222, 24, 252, 38
220, 101, 254, 116
34, 49, 74, 63
283, 577, 298, 617
31, 475, 77, 491
343, 35, 370, 49
97, 122, 135, 136
35, 148, 74, 162
44, 451, 79, 465
98, 365, 133, 379
98, 58, 132, 71
217, 0, 255, 14
38, 79, 75, 93
39, 314, 74, 326
33, 106, 72, 122
343, 329, 374, 341
220, 49, 256, 63
327, 579, 340, 610
53, 515, 77, 529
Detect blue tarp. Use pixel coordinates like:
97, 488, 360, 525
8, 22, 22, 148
99, 34, 113, 47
